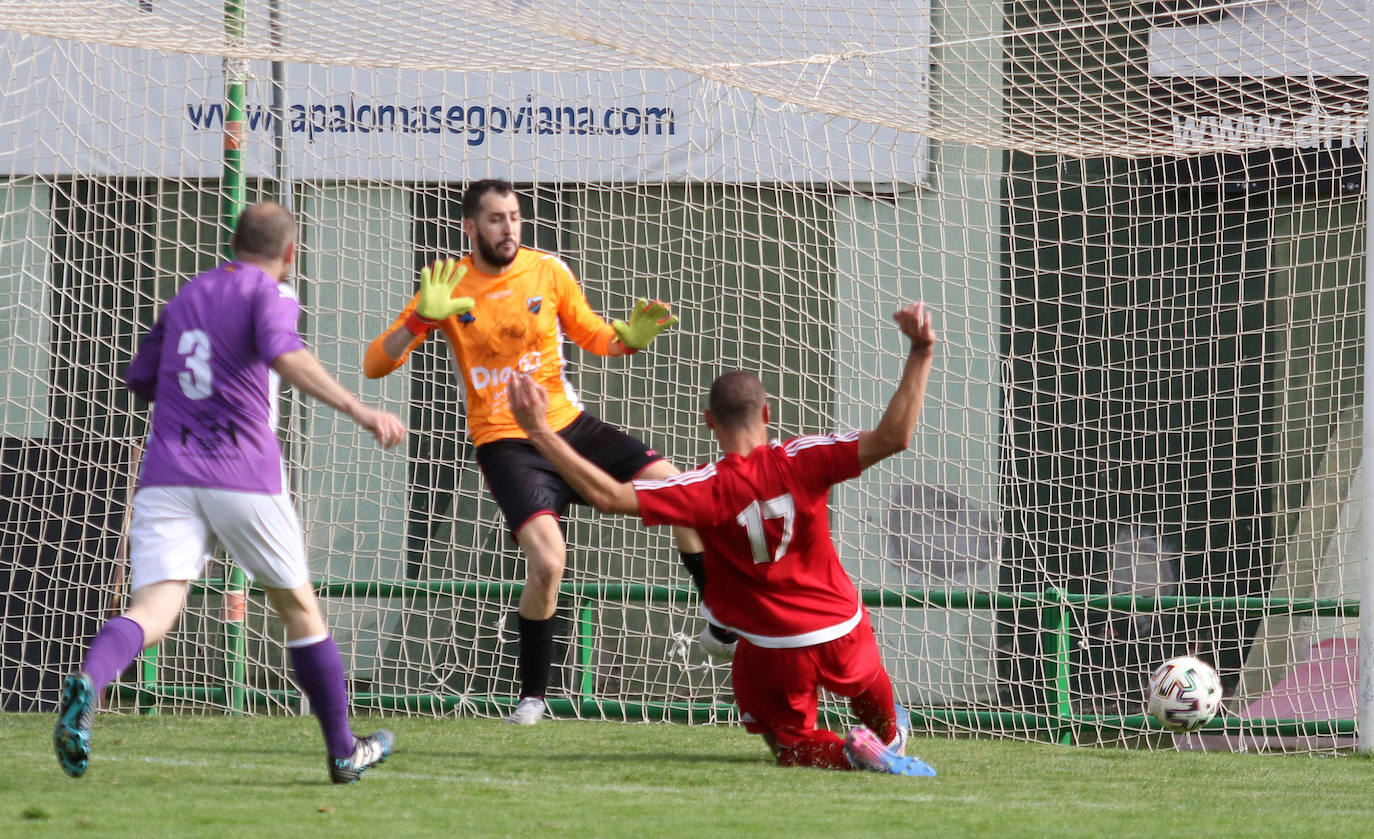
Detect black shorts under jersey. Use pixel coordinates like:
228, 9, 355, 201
474, 412, 663, 536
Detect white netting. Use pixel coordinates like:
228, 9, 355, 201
0, 0, 1365, 752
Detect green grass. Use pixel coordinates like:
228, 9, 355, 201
3, 713, 1372, 838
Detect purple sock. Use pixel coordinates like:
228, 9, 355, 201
287, 636, 355, 759
82, 615, 145, 695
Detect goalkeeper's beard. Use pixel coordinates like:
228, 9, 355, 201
474, 234, 518, 272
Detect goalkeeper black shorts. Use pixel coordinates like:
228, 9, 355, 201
475, 411, 663, 538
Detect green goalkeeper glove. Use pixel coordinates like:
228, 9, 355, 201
612, 298, 678, 352
405, 258, 475, 335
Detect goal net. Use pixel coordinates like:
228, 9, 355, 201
0, 0, 1365, 752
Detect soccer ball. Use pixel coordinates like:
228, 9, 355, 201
1146, 655, 1223, 732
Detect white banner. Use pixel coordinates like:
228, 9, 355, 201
1146, 0, 1366, 158
0, 1, 930, 183
1148, 0, 1366, 78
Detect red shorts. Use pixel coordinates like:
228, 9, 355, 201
731, 613, 886, 749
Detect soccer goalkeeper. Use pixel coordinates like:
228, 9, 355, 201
363, 178, 734, 726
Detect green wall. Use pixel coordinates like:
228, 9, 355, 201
0, 180, 52, 438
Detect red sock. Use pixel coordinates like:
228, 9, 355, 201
775, 730, 852, 770
848, 670, 898, 745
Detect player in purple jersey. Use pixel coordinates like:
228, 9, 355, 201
54, 202, 407, 784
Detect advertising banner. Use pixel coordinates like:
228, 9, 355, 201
0, 0, 931, 182
1147, 0, 1366, 190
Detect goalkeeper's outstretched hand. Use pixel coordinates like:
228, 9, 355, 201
612, 298, 678, 352
415, 258, 475, 322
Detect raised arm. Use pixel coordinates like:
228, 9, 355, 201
856, 302, 938, 471
507, 372, 640, 514
552, 264, 676, 359
364, 259, 475, 378
365, 312, 425, 378
273, 349, 406, 449
610, 298, 678, 356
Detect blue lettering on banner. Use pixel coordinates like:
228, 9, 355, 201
186, 96, 677, 146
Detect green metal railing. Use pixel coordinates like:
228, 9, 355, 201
117, 580, 1361, 745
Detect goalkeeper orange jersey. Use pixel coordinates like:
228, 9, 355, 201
364, 247, 617, 446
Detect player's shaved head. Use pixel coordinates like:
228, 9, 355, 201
708, 370, 767, 429
462, 179, 517, 219
231, 202, 296, 261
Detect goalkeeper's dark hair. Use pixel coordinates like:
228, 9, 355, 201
708, 370, 767, 429
231, 202, 296, 261
462, 178, 517, 219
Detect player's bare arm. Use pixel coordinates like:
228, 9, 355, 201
507, 372, 640, 515
857, 302, 937, 471
273, 349, 407, 448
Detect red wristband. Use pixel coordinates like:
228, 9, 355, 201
403, 310, 437, 336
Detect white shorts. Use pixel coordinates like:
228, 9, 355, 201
128, 486, 309, 592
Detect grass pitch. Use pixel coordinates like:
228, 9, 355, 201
2, 713, 1371, 838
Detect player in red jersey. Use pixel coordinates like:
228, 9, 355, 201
507, 302, 939, 776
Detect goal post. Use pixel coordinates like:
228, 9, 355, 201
1361, 0, 1374, 756
0, 0, 1368, 752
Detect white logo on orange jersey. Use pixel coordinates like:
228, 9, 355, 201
470, 351, 541, 390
